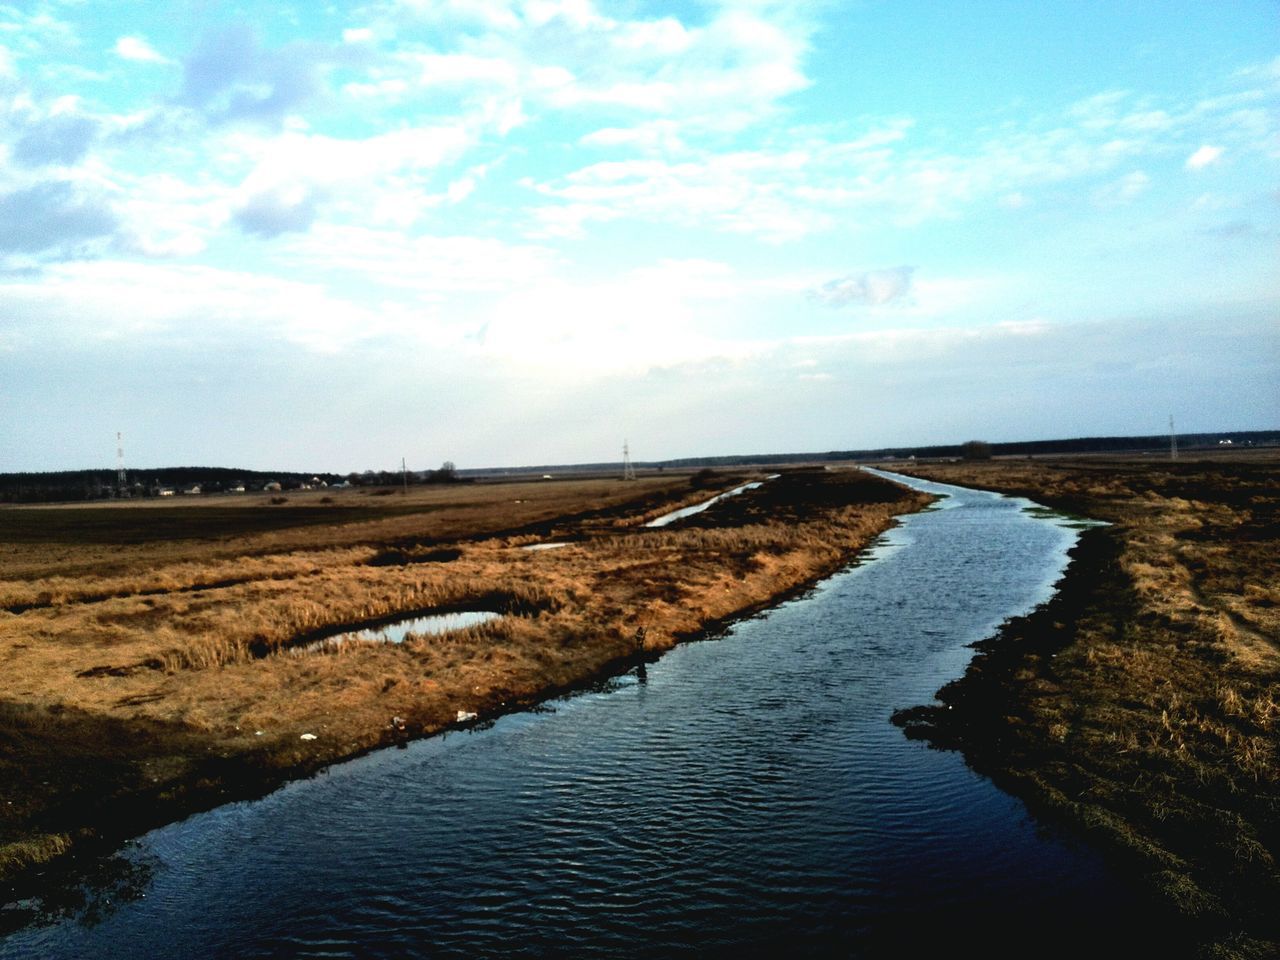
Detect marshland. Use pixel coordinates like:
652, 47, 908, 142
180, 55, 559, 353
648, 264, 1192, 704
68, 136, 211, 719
893, 451, 1280, 955
0, 467, 929, 901
2, 453, 1277, 958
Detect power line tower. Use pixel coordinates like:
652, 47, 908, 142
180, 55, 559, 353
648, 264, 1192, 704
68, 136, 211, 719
116, 432, 127, 496
622, 440, 636, 481
1169, 415, 1178, 461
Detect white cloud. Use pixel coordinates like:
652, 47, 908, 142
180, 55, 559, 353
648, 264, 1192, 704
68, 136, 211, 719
1092, 170, 1151, 207
224, 124, 475, 235
387, 1, 812, 133
531, 82, 1249, 238
810, 267, 915, 308
0, 259, 420, 353
478, 274, 763, 373
1185, 144, 1224, 170
341, 77, 409, 100
393, 0, 522, 31
414, 52, 520, 88
528, 148, 829, 241
114, 36, 170, 64
580, 120, 685, 153
1066, 90, 1131, 129
112, 172, 225, 257
278, 224, 560, 299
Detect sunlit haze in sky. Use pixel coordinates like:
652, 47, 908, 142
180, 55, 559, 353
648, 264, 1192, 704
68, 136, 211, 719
2, 1, 1277, 472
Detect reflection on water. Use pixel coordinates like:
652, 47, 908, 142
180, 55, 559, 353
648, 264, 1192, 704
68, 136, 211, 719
644, 475, 778, 528
1, 471, 1168, 959
299, 610, 502, 651
0, 849, 154, 937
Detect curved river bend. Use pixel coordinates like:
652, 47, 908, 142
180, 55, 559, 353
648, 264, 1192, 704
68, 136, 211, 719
2, 471, 1163, 958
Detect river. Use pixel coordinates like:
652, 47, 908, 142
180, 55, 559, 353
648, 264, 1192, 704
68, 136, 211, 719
1, 471, 1165, 958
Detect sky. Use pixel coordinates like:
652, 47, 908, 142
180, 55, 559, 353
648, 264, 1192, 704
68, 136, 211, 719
0, 0, 1276, 473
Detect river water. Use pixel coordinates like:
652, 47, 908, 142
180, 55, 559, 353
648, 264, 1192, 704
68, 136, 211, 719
2, 472, 1164, 958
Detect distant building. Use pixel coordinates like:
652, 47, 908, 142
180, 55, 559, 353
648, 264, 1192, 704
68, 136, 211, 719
264, 481, 282, 492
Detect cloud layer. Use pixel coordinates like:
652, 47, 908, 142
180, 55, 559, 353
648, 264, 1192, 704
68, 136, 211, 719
0, 1, 1276, 470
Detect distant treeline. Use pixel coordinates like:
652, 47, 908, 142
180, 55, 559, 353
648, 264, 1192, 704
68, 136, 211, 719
4, 432, 1274, 502
469, 430, 1279, 477
0, 463, 466, 504
0, 467, 340, 504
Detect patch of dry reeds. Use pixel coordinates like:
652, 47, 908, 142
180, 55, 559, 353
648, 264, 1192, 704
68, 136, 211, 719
895, 453, 1280, 951
0, 467, 928, 894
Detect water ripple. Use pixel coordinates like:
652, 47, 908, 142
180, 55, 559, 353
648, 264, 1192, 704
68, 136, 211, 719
2, 472, 1169, 960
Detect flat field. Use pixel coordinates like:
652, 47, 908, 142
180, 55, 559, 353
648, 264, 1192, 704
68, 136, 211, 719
0, 467, 929, 900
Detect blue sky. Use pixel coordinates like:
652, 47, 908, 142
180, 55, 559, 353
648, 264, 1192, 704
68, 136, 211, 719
1, 0, 1276, 472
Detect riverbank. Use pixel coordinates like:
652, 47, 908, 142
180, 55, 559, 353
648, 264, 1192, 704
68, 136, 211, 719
890, 454, 1279, 958
0, 468, 930, 917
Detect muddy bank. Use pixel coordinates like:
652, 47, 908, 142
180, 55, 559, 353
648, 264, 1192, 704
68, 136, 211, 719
891, 456, 1279, 958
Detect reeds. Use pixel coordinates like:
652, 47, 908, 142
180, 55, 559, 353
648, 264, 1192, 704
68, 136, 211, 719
0, 467, 935, 889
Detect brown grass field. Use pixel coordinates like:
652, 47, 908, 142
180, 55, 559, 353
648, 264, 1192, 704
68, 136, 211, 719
0, 467, 929, 906
891, 451, 1279, 958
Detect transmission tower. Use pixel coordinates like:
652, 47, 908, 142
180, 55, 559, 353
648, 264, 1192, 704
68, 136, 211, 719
116, 431, 127, 496
1169, 415, 1178, 461
622, 440, 636, 481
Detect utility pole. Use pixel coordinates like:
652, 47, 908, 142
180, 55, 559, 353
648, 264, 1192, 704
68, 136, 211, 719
402, 457, 409, 494
622, 440, 636, 481
116, 432, 127, 497
1169, 415, 1178, 461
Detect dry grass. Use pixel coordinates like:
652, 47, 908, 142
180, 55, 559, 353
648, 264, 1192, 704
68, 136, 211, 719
0, 467, 928, 891
893, 451, 1279, 954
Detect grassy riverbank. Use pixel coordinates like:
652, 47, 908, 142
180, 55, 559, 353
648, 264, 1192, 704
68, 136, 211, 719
0, 467, 930, 915
890, 453, 1279, 958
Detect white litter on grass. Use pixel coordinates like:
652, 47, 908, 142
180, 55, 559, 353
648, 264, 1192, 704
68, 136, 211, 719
300, 733, 318, 740
456, 710, 478, 722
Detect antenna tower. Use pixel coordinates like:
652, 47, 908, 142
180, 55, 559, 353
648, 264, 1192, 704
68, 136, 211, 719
622, 440, 636, 481
116, 432, 127, 495
1169, 415, 1178, 461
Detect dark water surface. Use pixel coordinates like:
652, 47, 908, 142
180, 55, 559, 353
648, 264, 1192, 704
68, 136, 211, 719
2, 472, 1165, 958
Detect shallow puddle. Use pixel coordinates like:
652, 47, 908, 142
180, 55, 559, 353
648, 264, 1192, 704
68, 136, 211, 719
300, 610, 502, 651
645, 475, 778, 528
